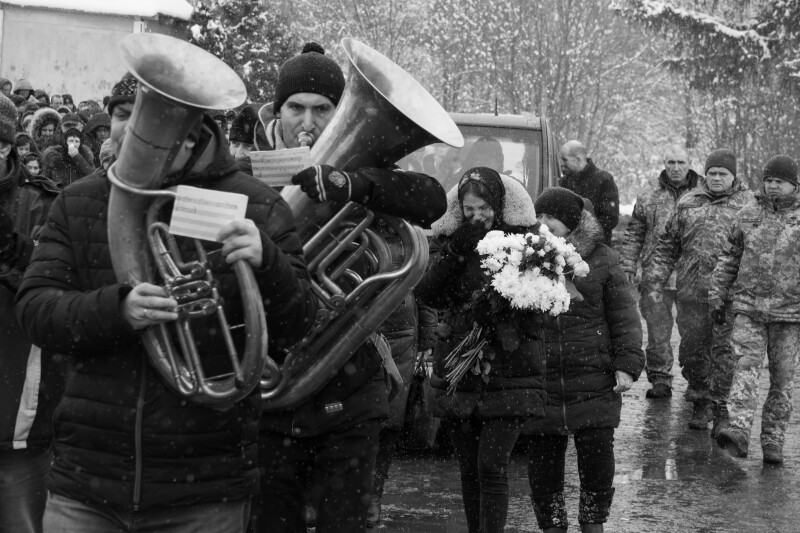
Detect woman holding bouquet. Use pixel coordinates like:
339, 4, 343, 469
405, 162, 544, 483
416, 167, 546, 533
527, 187, 644, 533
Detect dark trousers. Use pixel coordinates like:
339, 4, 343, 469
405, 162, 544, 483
254, 420, 381, 533
528, 428, 615, 528
446, 417, 523, 533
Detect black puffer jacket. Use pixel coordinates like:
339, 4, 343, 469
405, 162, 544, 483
16, 118, 316, 513
417, 174, 547, 419
524, 211, 644, 435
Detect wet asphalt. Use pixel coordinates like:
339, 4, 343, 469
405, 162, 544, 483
377, 325, 800, 532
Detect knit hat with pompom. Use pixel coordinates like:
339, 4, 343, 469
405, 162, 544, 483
272, 42, 345, 114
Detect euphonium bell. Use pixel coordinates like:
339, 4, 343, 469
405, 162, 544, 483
107, 33, 270, 407
261, 38, 463, 410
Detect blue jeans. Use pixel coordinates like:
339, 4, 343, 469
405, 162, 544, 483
42, 492, 250, 533
0, 448, 51, 533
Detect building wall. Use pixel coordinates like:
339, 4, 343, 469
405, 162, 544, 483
0, 5, 185, 104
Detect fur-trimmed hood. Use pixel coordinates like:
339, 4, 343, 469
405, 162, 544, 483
28, 107, 61, 138
431, 174, 536, 236
566, 209, 606, 258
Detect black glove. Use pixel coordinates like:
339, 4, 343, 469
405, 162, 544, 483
709, 298, 726, 325
0, 208, 13, 252
448, 222, 488, 256
290, 164, 369, 204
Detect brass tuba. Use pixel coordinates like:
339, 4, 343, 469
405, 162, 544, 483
260, 38, 463, 410
107, 33, 270, 407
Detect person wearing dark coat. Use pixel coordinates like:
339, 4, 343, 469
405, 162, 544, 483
526, 187, 644, 533
27, 107, 59, 152
417, 168, 546, 533
228, 106, 258, 175
0, 93, 60, 533
253, 42, 447, 533
558, 140, 619, 246
83, 112, 111, 166
367, 275, 438, 526
16, 72, 317, 532
41, 127, 94, 188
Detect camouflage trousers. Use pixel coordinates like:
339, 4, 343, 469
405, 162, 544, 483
675, 300, 735, 406
640, 289, 676, 386
727, 315, 800, 448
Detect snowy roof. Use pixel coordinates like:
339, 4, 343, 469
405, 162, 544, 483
0, 0, 193, 20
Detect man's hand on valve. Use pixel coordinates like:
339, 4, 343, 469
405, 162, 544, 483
290, 164, 369, 204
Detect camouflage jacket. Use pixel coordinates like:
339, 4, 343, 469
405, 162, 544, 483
709, 191, 800, 322
643, 179, 753, 302
620, 169, 699, 289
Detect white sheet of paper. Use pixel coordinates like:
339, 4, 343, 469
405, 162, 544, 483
169, 185, 248, 242
249, 146, 311, 187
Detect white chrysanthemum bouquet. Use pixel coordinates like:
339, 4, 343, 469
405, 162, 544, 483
444, 224, 590, 394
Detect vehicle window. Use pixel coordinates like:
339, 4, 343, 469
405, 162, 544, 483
398, 125, 544, 195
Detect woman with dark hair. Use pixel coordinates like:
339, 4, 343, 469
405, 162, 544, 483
41, 127, 94, 188
416, 167, 546, 533
527, 187, 644, 533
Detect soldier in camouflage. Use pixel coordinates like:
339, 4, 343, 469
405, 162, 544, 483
711, 155, 800, 465
644, 149, 753, 433
621, 146, 699, 399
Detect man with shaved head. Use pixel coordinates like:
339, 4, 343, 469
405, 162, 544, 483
559, 140, 619, 245
621, 146, 700, 399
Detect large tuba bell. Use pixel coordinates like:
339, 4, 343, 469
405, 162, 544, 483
107, 33, 270, 407
260, 38, 463, 410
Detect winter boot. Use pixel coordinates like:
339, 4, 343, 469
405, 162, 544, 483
645, 383, 672, 399
366, 495, 382, 528
580, 524, 604, 533
710, 406, 730, 439
531, 492, 568, 531
578, 487, 614, 527
762, 443, 784, 465
716, 428, 749, 458
688, 400, 711, 430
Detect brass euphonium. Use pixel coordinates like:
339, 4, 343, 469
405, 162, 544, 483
107, 33, 270, 407
260, 38, 464, 410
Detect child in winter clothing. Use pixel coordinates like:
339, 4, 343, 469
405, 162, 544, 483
527, 187, 644, 533
711, 155, 800, 464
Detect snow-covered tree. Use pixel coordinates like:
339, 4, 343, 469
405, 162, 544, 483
615, 0, 800, 185
188, 0, 296, 103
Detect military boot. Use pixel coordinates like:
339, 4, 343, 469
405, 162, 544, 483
762, 443, 784, 465
688, 400, 711, 430
646, 383, 672, 399
716, 427, 749, 458
710, 406, 730, 439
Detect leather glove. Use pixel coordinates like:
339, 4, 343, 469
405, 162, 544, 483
290, 164, 369, 204
709, 298, 727, 325
0, 208, 14, 252
448, 222, 488, 256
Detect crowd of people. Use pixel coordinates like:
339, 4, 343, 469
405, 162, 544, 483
0, 35, 797, 533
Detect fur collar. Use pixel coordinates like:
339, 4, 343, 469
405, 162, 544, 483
431, 174, 536, 237
566, 210, 605, 258
29, 107, 61, 138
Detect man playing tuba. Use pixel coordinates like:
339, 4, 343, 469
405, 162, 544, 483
15, 71, 318, 532
253, 42, 447, 533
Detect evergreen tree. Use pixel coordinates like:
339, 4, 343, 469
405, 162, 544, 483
188, 0, 297, 103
